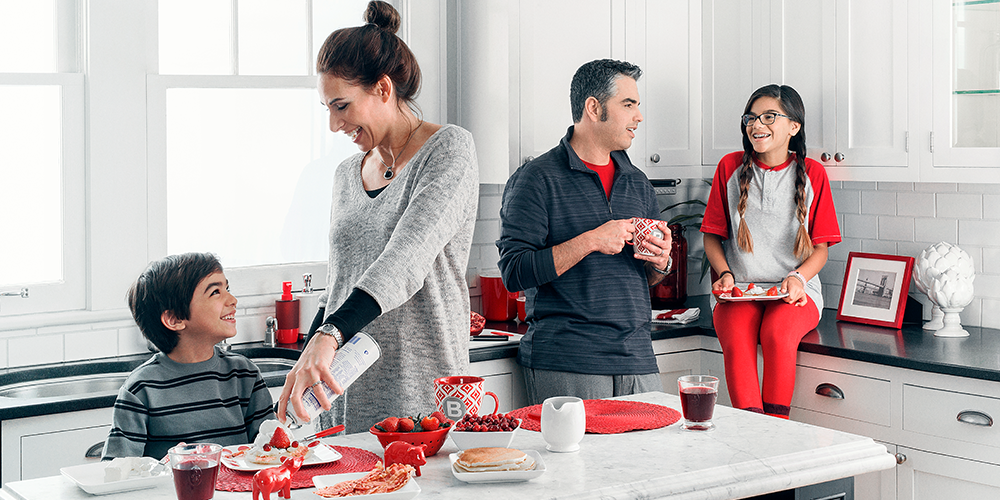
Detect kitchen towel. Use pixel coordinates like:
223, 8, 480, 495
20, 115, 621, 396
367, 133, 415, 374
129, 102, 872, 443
652, 307, 700, 324
215, 445, 380, 492
508, 399, 680, 434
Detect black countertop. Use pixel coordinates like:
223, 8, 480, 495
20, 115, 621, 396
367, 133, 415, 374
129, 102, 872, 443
6, 295, 1000, 421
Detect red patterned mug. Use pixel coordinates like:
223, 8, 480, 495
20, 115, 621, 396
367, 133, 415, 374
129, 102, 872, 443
434, 376, 499, 421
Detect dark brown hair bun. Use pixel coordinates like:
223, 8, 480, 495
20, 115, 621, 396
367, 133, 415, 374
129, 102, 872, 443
365, 1, 400, 34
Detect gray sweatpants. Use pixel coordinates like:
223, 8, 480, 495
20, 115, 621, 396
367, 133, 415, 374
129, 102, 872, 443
523, 367, 663, 406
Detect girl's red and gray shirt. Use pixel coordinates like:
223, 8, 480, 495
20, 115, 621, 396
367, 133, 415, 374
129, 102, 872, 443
701, 151, 841, 311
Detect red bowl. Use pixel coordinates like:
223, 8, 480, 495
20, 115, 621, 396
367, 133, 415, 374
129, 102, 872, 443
369, 425, 450, 456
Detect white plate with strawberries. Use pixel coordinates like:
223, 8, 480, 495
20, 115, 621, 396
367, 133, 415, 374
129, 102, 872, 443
221, 420, 342, 471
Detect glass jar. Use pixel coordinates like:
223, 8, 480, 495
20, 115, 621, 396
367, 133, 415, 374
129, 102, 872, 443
650, 224, 688, 310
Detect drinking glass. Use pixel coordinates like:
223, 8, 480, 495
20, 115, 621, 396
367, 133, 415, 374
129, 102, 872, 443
678, 375, 719, 431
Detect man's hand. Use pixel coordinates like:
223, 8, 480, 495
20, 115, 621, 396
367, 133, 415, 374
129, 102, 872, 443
590, 219, 636, 255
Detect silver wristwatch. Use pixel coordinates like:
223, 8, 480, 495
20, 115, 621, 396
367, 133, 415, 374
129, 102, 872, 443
316, 323, 344, 348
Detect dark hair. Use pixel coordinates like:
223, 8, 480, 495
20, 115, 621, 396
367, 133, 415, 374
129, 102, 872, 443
735, 84, 812, 259
569, 59, 642, 123
316, 1, 421, 113
127, 252, 223, 354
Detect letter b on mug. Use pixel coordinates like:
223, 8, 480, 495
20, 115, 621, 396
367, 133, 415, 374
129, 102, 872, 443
434, 376, 499, 421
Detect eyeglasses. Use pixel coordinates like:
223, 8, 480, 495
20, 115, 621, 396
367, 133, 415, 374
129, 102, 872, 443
741, 112, 791, 126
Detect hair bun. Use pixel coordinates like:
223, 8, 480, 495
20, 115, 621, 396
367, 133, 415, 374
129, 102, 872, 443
365, 1, 400, 34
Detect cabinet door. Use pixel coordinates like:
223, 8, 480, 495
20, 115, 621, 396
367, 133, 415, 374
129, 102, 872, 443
702, 0, 760, 166
778, 0, 909, 170
931, 0, 1000, 169
624, 0, 702, 175
896, 446, 1000, 500
517, 0, 621, 167
854, 441, 897, 500
1, 408, 113, 483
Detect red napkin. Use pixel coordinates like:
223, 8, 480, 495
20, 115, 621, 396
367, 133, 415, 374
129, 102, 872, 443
214, 445, 380, 492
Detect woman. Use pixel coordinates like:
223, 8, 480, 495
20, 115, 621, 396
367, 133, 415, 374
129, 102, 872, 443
276, 0, 479, 433
700, 84, 840, 419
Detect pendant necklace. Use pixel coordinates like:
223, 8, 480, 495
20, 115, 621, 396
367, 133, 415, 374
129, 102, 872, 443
378, 120, 423, 180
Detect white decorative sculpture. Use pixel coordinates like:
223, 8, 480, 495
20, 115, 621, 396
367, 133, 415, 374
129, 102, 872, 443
914, 242, 975, 337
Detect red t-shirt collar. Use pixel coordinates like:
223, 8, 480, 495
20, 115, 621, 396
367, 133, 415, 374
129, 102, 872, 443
752, 152, 796, 171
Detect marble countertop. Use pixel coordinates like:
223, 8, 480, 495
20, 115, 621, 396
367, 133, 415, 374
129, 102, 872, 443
2, 391, 894, 500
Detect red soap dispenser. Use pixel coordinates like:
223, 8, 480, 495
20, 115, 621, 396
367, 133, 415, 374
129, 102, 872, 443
275, 281, 300, 344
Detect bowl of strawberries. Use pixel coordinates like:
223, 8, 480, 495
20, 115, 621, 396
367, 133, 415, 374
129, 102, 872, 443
448, 412, 521, 450
369, 411, 454, 456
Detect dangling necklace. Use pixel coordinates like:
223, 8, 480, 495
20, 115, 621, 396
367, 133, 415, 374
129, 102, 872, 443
377, 120, 423, 180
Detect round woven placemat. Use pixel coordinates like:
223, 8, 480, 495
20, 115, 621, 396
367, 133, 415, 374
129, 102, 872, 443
507, 399, 680, 434
215, 445, 380, 492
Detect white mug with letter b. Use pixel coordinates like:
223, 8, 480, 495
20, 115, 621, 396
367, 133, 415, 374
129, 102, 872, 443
541, 396, 586, 452
434, 376, 499, 421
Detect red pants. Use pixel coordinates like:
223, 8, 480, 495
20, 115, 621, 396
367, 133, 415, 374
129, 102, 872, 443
713, 298, 819, 418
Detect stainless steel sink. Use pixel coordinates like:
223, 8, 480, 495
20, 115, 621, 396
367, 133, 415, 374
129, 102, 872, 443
0, 372, 129, 399
250, 357, 296, 373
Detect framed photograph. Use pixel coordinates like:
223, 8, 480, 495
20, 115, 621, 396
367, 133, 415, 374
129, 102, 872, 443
837, 252, 915, 329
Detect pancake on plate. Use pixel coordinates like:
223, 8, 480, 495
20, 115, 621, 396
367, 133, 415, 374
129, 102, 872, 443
453, 447, 535, 473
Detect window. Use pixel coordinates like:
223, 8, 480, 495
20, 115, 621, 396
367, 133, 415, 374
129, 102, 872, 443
150, 0, 369, 293
0, 0, 85, 316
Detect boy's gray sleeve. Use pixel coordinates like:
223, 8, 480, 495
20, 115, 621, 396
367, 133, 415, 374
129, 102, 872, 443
102, 389, 150, 459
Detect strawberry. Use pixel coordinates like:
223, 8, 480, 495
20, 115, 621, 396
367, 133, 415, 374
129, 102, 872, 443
430, 411, 447, 424
397, 417, 415, 432
380, 416, 400, 433
268, 427, 291, 449
420, 416, 439, 431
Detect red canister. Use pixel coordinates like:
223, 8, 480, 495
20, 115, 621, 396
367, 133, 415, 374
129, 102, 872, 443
480, 270, 517, 321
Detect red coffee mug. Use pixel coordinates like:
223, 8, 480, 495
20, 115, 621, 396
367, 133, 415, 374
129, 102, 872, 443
434, 376, 499, 421
480, 272, 517, 321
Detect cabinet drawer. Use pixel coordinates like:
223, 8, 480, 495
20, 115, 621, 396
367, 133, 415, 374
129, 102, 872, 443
790, 365, 890, 426
903, 384, 1000, 449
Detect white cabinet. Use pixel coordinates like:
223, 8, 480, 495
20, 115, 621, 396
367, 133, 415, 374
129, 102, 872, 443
703, 0, 912, 179
928, 0, 1000, 173
515, 0, 623, 169
624, 0, 705, 178
653, 336, 731, 407
469, 356, 527, 414
1, 408, 112, 483
896, 447, 1000, 500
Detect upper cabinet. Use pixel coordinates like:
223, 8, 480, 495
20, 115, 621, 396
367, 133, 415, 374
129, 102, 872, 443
930, 0, 1000, 171
624, 0, 705, 179
703, 0, 912, 180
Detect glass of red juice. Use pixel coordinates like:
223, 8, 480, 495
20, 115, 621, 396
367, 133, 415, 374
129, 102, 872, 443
678, 375, 719, 431
168, 443, 222, 500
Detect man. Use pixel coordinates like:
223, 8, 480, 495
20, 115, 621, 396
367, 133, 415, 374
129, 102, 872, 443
497, 59, 672, 405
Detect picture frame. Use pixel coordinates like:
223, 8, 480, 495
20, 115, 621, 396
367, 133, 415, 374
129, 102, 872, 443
837, 252, 915, 329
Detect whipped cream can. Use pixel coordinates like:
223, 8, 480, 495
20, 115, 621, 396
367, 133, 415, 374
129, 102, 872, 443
285, 331, 381, 427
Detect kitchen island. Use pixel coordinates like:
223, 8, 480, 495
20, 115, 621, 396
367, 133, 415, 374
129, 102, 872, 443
3, 391, 894, 500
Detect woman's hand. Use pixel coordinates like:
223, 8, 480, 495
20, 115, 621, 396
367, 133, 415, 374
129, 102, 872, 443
781, 276, 808, 307
276, 334, 344, 424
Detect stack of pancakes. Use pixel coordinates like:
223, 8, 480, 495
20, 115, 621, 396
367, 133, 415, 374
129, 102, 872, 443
453, 447, 535, 473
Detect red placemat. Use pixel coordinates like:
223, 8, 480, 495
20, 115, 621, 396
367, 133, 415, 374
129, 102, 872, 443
507, 399, 680, 434
215, 445, 380, 492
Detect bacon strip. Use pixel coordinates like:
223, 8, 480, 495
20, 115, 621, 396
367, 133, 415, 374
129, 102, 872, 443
314, 463, 414, 497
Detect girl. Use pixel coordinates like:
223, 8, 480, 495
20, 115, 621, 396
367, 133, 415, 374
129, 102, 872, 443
700, 84, 840, 418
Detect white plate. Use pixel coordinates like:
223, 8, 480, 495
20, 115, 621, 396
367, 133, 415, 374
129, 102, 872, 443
714, 292, 789, 301
60, 461, 171, 495
220, 443, 342, 471
448, 450, 546, 483
312, 471, 420, 499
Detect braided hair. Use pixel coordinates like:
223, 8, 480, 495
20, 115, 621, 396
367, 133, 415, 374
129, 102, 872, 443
735, 84, 812, 260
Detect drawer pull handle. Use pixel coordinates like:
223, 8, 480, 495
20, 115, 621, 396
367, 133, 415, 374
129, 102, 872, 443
816, 383, 844, 400
957, 410, 993, 427
895, 453, 906, 465
85, 442, 105, 459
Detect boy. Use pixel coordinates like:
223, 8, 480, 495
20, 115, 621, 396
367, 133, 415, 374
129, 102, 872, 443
103, 252, 275, 459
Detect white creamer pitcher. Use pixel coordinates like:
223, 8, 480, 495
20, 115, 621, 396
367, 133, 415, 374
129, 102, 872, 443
540, 396, 586, 452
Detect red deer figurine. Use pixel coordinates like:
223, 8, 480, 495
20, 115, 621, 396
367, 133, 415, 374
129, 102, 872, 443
384, 441, 427, 476
252, 455, 304, 500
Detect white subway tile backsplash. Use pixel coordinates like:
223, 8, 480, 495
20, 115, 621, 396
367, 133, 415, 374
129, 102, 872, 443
984, 247, 1000, 275
0, 339, 7, 369
937, 193, 983, 219
842, 181, 877, 190
862, 191, 897, 215
876, 182, 913, 192
982, 299, 1000, 328
843, 214, 879, 239
896, 241, 928, 260
832, 189, 861, 215
959, 220, 1000, 247
478, 194, 502, 220
913, 183, 957, 193
913, 217, 958, 244
985, 195, 1000, 219
897, 192, 935, 217
473, 219, 501, 245
877, 216, 914, 241
65, 329, 119, 362
861, 239, 898, 255
117, 325, 148, 356
9, 334, 64, 367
